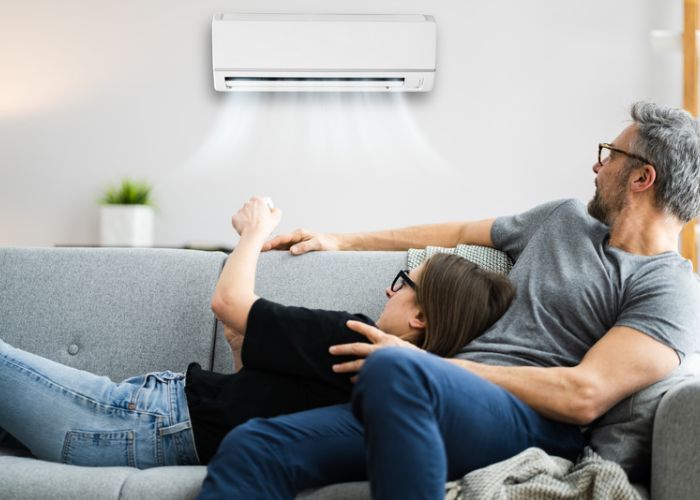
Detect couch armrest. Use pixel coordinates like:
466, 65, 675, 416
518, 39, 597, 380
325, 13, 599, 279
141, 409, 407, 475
651, 377, 700, 500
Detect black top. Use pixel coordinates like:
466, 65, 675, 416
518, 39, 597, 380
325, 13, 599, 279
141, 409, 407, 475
185, 298, 374, 463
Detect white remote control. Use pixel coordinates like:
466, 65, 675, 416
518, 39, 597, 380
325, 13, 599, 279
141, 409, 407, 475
262, 197, 274, 210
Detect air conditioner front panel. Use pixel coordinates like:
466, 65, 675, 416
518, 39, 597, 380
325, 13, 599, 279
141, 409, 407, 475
212, 13, 437, 92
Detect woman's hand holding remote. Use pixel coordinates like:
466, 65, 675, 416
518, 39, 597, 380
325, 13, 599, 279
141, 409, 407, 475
232, 196, 282, 240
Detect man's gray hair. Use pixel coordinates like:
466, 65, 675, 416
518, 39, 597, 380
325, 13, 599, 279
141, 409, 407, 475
630, 102, 700, 222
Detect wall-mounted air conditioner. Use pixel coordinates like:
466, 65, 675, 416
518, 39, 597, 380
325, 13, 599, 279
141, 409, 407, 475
212, 13, 437, 92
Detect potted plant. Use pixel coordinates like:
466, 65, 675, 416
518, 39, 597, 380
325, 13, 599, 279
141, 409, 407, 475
99, 178, 155, 247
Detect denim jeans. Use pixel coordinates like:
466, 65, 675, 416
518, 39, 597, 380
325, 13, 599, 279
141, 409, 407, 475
200, 348, 585, 500
0, 339, 199, 468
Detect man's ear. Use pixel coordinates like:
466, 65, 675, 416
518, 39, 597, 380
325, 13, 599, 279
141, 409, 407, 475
631, 164, 656, 193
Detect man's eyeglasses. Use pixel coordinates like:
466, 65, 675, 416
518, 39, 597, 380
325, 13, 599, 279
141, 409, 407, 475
598, 143, 653, 167
390, 270, 416, 292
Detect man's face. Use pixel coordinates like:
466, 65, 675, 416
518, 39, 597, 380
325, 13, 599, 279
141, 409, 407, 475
587, 125, 637, 225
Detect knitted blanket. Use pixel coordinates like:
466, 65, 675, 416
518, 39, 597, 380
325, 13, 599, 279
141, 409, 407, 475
445, 447, 644, 500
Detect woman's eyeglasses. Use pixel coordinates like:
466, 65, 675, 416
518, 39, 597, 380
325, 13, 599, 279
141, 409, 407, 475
390, 270, 416, 292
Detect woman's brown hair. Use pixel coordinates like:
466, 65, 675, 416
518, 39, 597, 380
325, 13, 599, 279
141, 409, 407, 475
415, 254, 515, 358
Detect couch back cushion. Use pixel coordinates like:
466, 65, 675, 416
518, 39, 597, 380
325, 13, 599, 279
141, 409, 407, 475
212, 251, 406, 373
0, 248, 226, 381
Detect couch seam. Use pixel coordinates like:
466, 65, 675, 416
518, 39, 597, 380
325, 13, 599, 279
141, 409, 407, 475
209, 253, 228, 370
116, 468, 139, 500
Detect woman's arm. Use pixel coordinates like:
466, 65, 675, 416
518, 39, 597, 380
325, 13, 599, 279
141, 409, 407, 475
211, 197, 282, 335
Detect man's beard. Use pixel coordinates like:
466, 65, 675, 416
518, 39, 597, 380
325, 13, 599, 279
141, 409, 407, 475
587, 188, 610, 225
587, 180, 626, 226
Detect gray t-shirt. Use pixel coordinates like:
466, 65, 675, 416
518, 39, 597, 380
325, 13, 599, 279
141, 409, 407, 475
457, 198, 700, 483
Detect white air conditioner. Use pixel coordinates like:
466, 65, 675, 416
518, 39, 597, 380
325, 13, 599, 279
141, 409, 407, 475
212, 13, 437, 92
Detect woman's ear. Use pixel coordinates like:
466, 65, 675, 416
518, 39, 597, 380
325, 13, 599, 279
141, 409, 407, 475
409, 311, 426, 330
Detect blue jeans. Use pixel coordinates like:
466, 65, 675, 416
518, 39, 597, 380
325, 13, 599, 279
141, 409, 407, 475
200, 348, 585, 500
0, 339, 199, 468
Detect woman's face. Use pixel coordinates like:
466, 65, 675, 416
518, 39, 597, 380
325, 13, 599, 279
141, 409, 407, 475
375, 265, 424, 338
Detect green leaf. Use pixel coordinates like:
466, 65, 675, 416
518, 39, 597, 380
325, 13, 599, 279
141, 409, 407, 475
101, 178, 153, 206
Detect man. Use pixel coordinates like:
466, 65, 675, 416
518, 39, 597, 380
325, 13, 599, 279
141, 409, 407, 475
198, 102, 700, 499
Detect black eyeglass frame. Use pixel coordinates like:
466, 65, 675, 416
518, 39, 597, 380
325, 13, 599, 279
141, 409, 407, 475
598, 143, 653, 168
390, 269, 416, 292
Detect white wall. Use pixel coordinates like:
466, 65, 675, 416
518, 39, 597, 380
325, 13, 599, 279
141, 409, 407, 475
0, 0, 683, 247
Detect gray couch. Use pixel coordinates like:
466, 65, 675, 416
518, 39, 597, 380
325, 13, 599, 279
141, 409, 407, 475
0, 247, 698, 500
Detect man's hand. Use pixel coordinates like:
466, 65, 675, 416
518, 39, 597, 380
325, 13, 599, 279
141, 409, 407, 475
262, 228, 340, 255
330, 320, 420, 380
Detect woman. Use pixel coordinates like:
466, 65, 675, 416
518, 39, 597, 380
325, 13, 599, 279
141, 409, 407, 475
0, 197, 514, 468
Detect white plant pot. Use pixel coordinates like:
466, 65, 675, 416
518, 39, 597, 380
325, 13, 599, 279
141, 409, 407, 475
100, 205, 154, 247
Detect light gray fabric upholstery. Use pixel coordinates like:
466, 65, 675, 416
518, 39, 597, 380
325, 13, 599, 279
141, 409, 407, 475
651, 378, 700, 500
256, 251, 404, 317
118, 466, 207, 500
0, 456, 137, 500
0, 247, 226, 380
588, 363, 697, 485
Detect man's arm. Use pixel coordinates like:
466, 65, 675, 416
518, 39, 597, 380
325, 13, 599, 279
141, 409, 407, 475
447, 326, 680, 425
262, 219, 497, 254
331, 323, 679, 426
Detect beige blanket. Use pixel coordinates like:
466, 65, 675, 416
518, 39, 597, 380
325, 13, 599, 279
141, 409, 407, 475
445, 447, 645, 500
